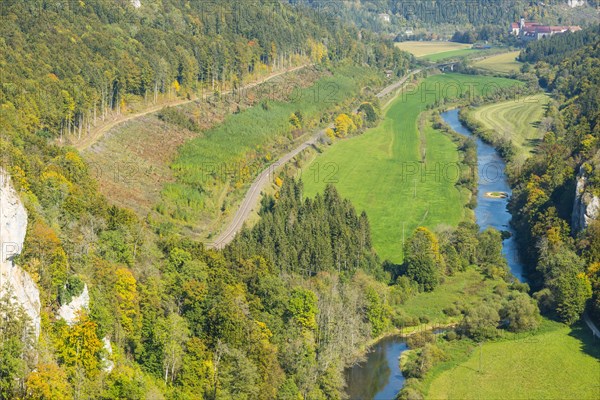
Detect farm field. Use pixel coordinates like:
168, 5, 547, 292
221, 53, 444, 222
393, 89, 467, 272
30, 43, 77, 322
421, 48, 483, 62
468, 93, 550, 162
473, 51, 522, 73
425, 321, 600, 400
302, 74, 521, 262
395, 41, 471, 57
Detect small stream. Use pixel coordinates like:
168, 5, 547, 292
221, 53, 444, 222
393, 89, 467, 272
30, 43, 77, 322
344, 109, 526, 400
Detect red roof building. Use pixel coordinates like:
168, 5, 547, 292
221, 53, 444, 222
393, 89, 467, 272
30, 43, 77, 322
511, 19, 581, 40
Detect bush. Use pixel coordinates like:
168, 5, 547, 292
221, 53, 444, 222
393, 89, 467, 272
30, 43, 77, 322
443, 304, 461, 317
58, 275, 85, 306
406, 331, 435, 349
457, 303, 500, 341
500, 292, 541, 332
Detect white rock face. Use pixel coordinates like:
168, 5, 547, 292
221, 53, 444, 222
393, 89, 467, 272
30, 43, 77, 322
567, 0, 585, 8
102, 336, 115, 373
572, 168, 600, 232
0, 169, 41, 339
131, 0, 141, 8
58, 284, 90, 325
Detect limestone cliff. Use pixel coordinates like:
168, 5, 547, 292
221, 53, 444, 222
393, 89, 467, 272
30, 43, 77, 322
0, 169, 41, 339
572, 167, 600, 232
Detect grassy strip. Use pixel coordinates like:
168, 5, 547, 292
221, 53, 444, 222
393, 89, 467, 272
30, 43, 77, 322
395, 41, 472, 58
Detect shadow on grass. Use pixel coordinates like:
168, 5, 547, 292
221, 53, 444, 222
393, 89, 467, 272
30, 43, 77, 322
568, 322, 600, 360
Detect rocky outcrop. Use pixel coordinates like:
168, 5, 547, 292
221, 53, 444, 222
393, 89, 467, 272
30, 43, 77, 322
572, 167, 600, 232
567, 0, 586, 8
57, 284, 90, 325
102, 336, 115, 373
0, 169, 41, 339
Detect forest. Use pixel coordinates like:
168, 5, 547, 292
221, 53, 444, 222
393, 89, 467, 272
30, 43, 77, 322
0, 0, 416, 398
1, 1, 599, 399
510, 24, 600, 325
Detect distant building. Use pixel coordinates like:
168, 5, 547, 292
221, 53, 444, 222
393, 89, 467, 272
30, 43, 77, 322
511, 17, 581, 40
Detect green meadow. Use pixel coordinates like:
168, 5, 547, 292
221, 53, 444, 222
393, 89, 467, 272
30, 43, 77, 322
159, 66, 379, 235
473, 51, 522, 74
302, 74, 521, 262
421, 49, 497, 62
425, 320, 600, 400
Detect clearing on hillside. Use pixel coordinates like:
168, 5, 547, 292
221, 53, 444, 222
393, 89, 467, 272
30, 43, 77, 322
468, 93, 550, 163
473, 51, 522, 74
302, 74, 521, 262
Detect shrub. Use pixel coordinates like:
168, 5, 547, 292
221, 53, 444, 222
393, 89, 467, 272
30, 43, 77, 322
58, 275, 85, 306
407, 331, 435, 349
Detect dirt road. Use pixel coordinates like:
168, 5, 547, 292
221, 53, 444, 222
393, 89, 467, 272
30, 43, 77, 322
73, 64, 311, 151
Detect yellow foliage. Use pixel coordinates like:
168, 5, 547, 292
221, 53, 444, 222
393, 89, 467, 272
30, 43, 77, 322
114, 267, 140, 337
56, 313, 103, 377
308, 39, 327, 63
334, 114, 356, 137
26, 363, 73, 400
275, 177, 283, 187
172, 80, 181, 93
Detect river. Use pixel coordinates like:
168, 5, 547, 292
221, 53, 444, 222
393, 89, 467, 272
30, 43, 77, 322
344, 108, 526, 400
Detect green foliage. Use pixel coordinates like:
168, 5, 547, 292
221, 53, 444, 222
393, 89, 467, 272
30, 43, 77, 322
551, 271, 593, 325
403, 227, 442, 292
365, 287, 390, 337
287, 289, 318, 331
457, 303, 500, 341
228, 179, 382, 277
500, 292, 541, 332
58, 275, 85, 306
0, 294, 34, 399
157, 107, 200, 133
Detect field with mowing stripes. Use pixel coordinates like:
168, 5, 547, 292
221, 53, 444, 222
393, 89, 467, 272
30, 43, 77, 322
468, 93, 550, 162
302, 74, 521, 262
473, 51, 522, 74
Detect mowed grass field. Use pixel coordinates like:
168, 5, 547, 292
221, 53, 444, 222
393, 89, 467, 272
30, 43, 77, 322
302, 74, 521, 262
426, 321, 600, 400
395, 41, 471, 58
473, 51, 522, 74
469, 93, 550, 162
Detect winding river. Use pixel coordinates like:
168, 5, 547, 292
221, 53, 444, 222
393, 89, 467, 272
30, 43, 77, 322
344, 109, 526, 400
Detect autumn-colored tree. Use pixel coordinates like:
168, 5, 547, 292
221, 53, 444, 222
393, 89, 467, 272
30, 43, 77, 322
26, 363, 73, 400
287, 288, 318, 331
403, 227, 442, 291
55, 313, 104, 378
114, 267, 141, 341
334, 114, 356, 137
